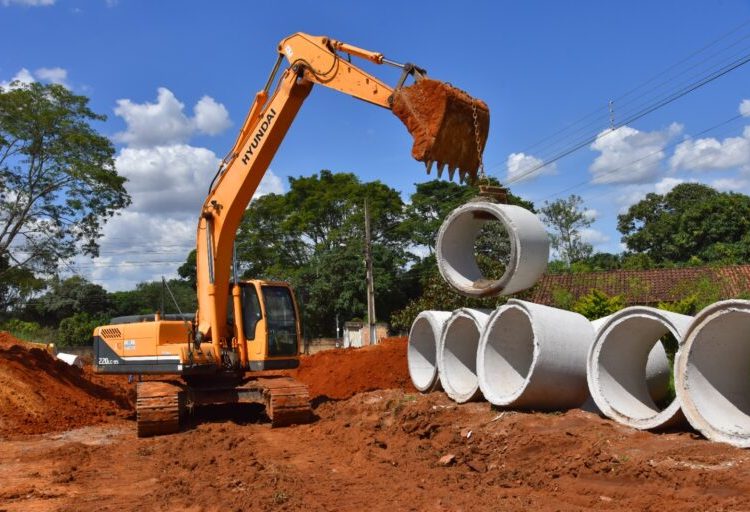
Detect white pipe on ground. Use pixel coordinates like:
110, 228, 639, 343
408, 311, 451, 392
56, 352, 84, 368
438, 308, 492, 403
477, 300, 594, 410
675, 300, 750, 447
590, 314, 673, 413
435, 202, 549, 298
588, 306, 692, 430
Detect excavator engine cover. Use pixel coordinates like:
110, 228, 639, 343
391, 78, 489, 183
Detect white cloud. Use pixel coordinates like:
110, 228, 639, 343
654, 177, 685, 194
615, 177, 691, 214
34, 67, 68, 86
580, 227, 609, 246
711, 178, 750, 192
583, 208, 597, 221
193, 96, 231, 135
115, 145, 219, 215
740, 99, 750, 118
589, 123, 682, 184
256, 170, 285, 197
0, 67, 69, 90
505, 152, 557, 182
670, 126, 750, 172
114, 88, 231, 148
0, 68, 34, 89
114, 88, 194, 147
1, 0, 54, 6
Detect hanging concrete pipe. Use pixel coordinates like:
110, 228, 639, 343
408, 311, 452, 393
588, 306, 692, 430
477, 300, 594, 410
675, 300, 750, 447
436, 202, 549, 298
438, 308, 492, 403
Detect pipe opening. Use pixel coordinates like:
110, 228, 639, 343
685, 309, 750, 437
481, 307, 534, 401
473, 219, 510, 282
441, 316, 480, 401
436, 203, 549, 298
408, 316, 439, 391
597, 317, 673, 420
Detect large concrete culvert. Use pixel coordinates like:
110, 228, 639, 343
435, 202, 549, 298
438, 308, 493, 403
477, 300, 594, 410
407, 311, 451, 392
675, 300, 750, 447
588, 307, 692, 430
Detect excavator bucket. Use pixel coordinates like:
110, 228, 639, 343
391, 78, 490, 183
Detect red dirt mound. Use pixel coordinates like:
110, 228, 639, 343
0, 332, 133, 437
292, 336, 416, 400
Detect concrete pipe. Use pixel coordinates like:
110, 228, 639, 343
436, 202, 549, 298
591, 314, 673, 410
477, 300, 594, 410
588, 307, 692, 430
438, 308, 492, 403
408, 311, 451, 393
675, 300, 750, 447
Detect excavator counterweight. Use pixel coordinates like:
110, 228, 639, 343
392, 78, 489, 183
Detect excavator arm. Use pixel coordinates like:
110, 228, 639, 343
196, 32, 490, 364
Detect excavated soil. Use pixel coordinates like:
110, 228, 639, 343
0, 333, 133, 437
2, 332, 750, 511
291, 336, 416, 400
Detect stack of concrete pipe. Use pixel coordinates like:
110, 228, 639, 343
406, 200, 750, 447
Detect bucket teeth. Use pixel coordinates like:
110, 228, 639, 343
390, 78, 490, 181
448, 166, 456, 181
425, 160, 433, 175
437, 162, 446, 179
458, 170, 466, 184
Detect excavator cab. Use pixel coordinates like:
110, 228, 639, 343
227, 280, 302, 369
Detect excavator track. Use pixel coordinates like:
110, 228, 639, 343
136, 381, 184, 438
240, 377, 312, 427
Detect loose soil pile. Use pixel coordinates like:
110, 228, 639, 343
292, 337, 415, 400
3, 331, 750, 510
0, 332, 133, 437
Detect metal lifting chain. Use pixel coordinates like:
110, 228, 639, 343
472, 101, 488, 185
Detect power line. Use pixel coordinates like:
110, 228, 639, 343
488, 20, 750, 182
534, 112, 745, 204
502, 50, 750, 186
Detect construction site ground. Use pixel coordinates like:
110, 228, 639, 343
1, 332, 750, 511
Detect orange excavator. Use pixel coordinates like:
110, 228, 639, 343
93, 33, 490, 436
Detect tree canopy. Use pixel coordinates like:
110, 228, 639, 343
617, 183, 750, 265
0, 82, 130, 309
540, 194, 593, 266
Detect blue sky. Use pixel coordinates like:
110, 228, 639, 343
2, 0, 750, 290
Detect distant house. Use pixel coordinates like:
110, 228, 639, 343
526, 264, 750, 307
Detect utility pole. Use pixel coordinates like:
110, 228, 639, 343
364, 198, 377, 345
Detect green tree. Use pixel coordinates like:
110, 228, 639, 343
118, 279, 197, 317
0, 82, 130, 310
29, 275, 110, 326
400, 180, 476, 254
617, 183, 750, 265
540, 194, 594, 266
571, 289, 624, 320
57, 312, 106, 347
236, 170, 409, 337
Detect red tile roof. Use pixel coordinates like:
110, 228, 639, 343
526, 265, 750, 306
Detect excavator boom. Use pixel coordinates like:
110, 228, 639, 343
94, 33, 491, 436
